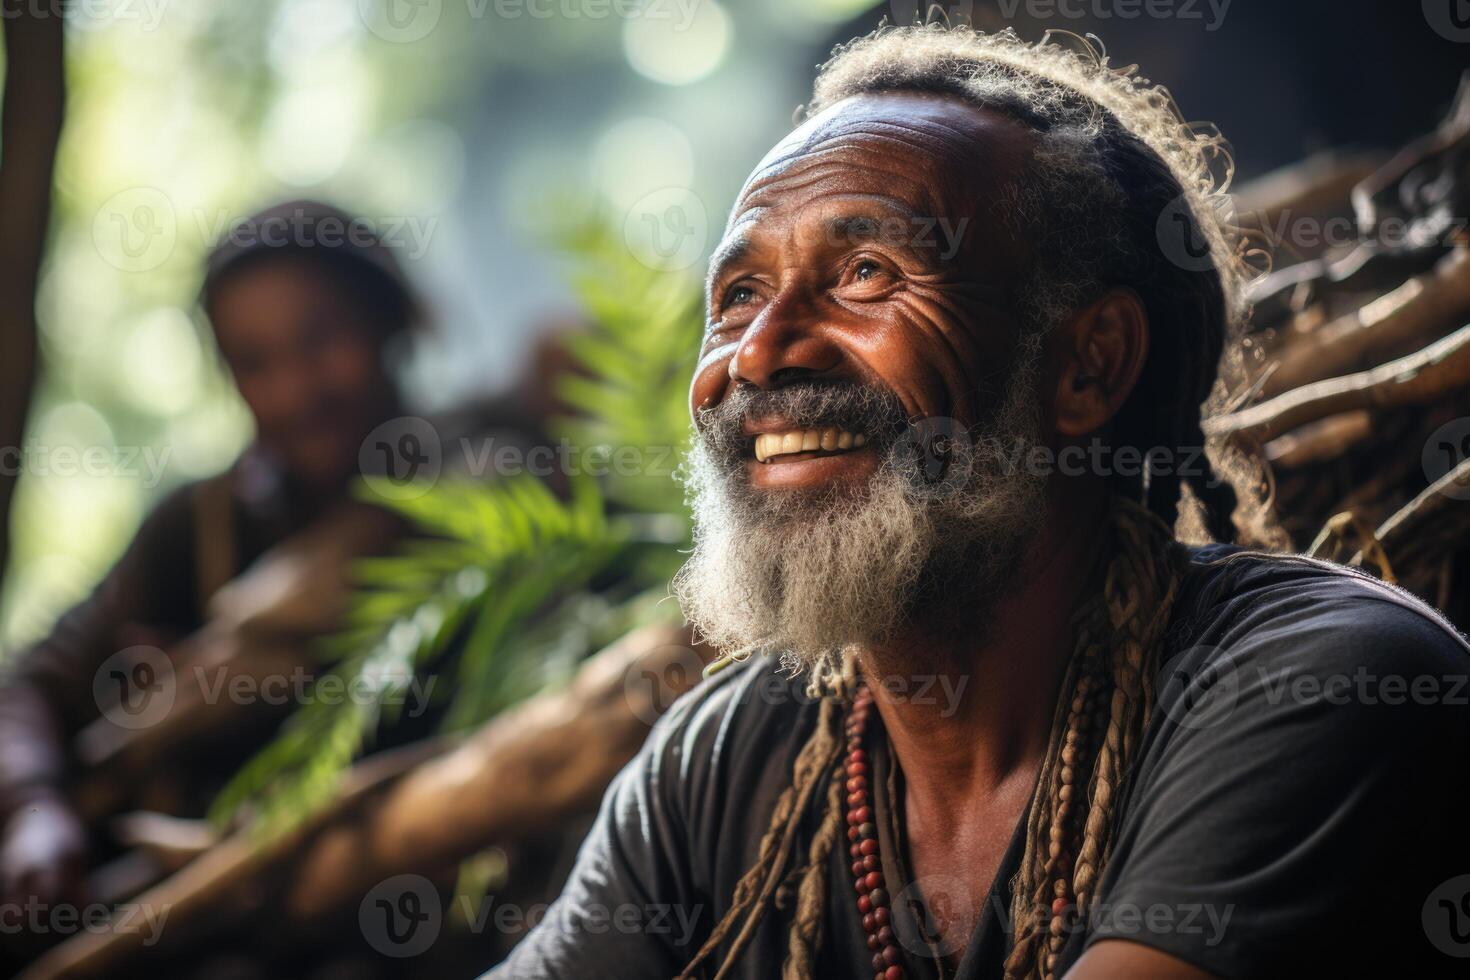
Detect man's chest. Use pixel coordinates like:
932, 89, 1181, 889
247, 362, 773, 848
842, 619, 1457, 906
900, 795, 1032, 962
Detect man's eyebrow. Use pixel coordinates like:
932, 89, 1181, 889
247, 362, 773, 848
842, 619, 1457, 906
826, 213, 905, 240
826, 209, 947, 264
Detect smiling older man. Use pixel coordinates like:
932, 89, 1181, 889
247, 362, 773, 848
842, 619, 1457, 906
491, 26, 1469, 980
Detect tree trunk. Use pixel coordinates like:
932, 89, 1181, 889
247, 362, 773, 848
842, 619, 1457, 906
0, 1, 65, 589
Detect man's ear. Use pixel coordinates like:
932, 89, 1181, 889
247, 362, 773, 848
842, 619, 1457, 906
1049, 287, 1149, 438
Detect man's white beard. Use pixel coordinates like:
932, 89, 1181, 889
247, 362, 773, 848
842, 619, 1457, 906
672, 335, 1049, 683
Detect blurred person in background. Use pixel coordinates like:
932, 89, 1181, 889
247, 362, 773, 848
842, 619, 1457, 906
0, 200, 419, 921
0, 200, 451, 946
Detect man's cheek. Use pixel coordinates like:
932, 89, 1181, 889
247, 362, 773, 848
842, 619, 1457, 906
846, 310, 953, 423
886, 293, 1010, 425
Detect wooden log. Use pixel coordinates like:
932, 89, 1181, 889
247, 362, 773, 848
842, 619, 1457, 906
1207, 324, 1470, 444
283, 620, 714, 919
1232, 150, 1381, 231
1351, 72, 1470, 238
1257, 247, 1470, 398
110, 813, 218, 874
17, 736, 448, 980
1244, 239, 1453, 340
66, 502, 401, 822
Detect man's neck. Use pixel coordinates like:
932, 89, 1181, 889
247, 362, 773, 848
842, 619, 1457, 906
859, 487, 1109, 813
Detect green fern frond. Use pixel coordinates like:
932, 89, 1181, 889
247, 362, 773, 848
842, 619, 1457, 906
208, 475, 621, 834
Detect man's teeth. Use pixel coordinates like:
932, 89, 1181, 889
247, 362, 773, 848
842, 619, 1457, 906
753, 428, 867, 463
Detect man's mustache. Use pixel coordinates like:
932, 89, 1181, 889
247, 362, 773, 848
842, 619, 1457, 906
694, 381, 910, 465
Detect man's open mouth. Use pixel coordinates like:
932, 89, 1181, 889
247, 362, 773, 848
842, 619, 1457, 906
752, 427, 868, 463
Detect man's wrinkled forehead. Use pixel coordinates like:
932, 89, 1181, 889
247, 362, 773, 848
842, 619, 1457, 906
724, 91, 1037, 266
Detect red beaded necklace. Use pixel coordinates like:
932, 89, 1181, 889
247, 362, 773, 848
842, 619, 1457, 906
844, 681, 905, 980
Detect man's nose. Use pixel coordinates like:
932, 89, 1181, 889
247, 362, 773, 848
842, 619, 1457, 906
727, 288, 842, 389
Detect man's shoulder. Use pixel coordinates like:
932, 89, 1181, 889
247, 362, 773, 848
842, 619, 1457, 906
1105, 549, 1469, 980
1159, 548, 1470, 734
654, 654, 821, 757
1174, 546, 1470, 670
626, 655, 818, 887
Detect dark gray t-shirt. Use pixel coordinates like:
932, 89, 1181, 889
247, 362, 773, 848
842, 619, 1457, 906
491, 549, 1470, 979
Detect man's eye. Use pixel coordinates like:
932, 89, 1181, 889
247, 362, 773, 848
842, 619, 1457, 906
724, 284, 755, 308
852, 259, 883, 282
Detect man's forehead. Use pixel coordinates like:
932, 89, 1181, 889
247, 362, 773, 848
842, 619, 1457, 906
735, 91, 1036, 213
713, 91, 1037, 282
